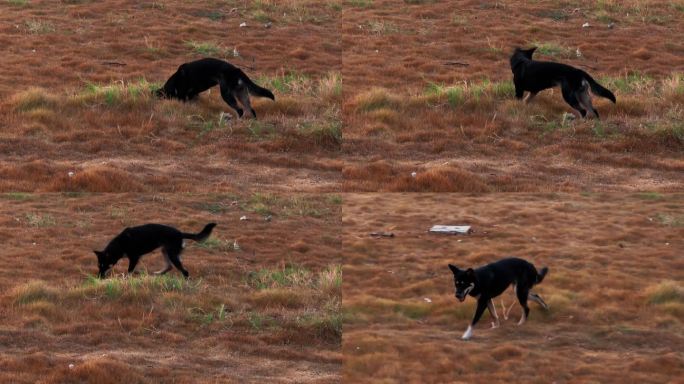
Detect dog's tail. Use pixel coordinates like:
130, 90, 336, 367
584, 74, 616, 103
535, 266, 549, 285
241, 73, 275, 100
182, 223, 217, 242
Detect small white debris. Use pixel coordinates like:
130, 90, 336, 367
429, 225, 472, 235
68, 364, 74, 369
576, 48, 582, 57
239, 215, 248, 221
239, 22, 247, 28
264, 22, 272, 28
233, 48, 239, 57
582, 22, 590, 28
423, 297, 432, 303
665, 243, 670, 246
411, 172, 417, 178
265, 215, 272, 222
608, 22, 615, 29
233, 241, 240, 251
68, 171, 74, 177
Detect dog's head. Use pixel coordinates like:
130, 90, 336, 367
510, 47, 537, 69
448, 264, 477, 302
155, 64, 188, 99
94, 250, 116, 278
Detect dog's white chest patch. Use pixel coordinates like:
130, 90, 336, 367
463, 283, 475, 296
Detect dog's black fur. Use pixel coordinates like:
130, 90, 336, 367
448, 257, 548, 340
510, 47, 616, 118
155, 58, 275, 118
94, 223, 216, 278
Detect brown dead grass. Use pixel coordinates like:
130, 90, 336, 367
343, 193, 684, 383
342, 0, 684, 192
0, 193, 341, 383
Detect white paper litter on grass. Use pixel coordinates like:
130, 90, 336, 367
429, 225, 472, 235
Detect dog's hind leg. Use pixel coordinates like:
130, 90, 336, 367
463, 299, 488, 340
515, 285, 530, 326
166, 243, 189, 278
487, 299, 500, 328
236, 88, 256, 119
219, 79, 244, 118
577, 86, 599, 118
561, 83, 586, 118
154, 249, 173, 275
529, 292, 549, 310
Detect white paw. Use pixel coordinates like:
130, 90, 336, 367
461, 326, 473, 340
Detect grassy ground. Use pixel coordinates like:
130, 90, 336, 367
0, 193, 341, 383
0, 0, 341, 192
343, 193, 683, 383
342, 0, 684, 191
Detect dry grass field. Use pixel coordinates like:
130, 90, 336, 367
342, 0, 684, 192
0, 193, 341, 383
343, 193, 683, 383
0, 0, 341, 192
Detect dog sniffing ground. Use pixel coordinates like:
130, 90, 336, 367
0, 1, 341, 193
0, 193, 341, 383
343, 193, 683, 383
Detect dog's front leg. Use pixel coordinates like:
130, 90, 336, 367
463, 299, 487, 340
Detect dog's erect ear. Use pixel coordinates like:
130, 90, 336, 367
94, 250, 103, 260
448, 264, 460, 274
525, 47, 537, 57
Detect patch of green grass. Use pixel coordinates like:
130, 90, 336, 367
295, 312, 342, 341
257, 72, 312, 94
187, 113, 231, 138
10, 281, 58, 305
78, 79, 158, 107
297, 119, 342, 148
2, 192, 33, 200
25, 20, 55, 34
194, 237, 236, 252
600, 73, 654, 94
635, 192, 663, 200
366, 20, 399, 34
194, 202, 226, 214
348, 0, 373, 7
81, 274, 199, 299
646, 281, 683, 305
246, 120, 277, 140
537, 9, 569, 21
185, 40, 223, 56
247, 311, 278, 330
247, 264, 314, 290
655, 213, 684, 227
326, 195, 342, 205
7, 0, 28, 6
189, 304, 229, 325
25, 213, 56, 227
530, 41, 572, 57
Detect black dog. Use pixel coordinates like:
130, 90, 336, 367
155, 58, 275, 118
510, 47, 616, 118
448, 257, 549, 340
94, 223, 216, 278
